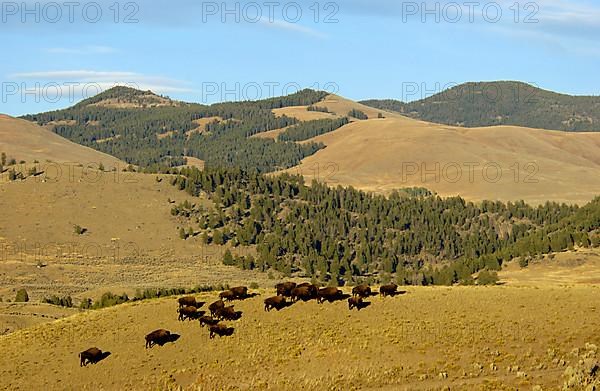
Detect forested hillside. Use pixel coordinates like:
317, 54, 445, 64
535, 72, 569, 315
167, 166, 600, 285
23, 87, 331, 172
361, 81, 600, 131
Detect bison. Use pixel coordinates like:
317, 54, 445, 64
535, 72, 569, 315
145, 329, 171, 349
79, 347, 104, 367
219, 290, 236, 301
347, 296, 362, 310
177, 306, 203, 321
230, 286, 248, 300
264, 295, 287, 312
215, 305, 242, 321
291, 286, 316, 302
208, 300, 225, 317
199, 315, 220, 328
209, 324, 234, 339
275, 282, 297, 297
178, 296, 200, 308
380, 283, 398, 298
352, 285, 372, 298
317, 287, 343, 304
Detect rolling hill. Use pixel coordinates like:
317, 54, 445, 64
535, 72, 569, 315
283, 103, 600, 205
1, 286, 598, 390
361, 81, 600, 132
0, 115, 123, 169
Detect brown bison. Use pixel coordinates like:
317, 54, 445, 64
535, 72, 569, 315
178, 296, 198, 308
317, 287, 343, 304
275, 282, 297, 297
380, 283, 398, 298
230, 286, 248, 299
79, 347, 104, 367
208, 300, 225, 317
145, 329, 171, 349
291, 286, 316, 302
348, 296, 363, 310
264, 295, 287, 311
352, 285, 372, 298
177, 306, 202, 321
209, 324, 234, 339
219, 290, 236, 301
215, 305, 242, 321
199, 315, 220, 328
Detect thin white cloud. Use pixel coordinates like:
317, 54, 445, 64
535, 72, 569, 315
258, 17, 327, 38
7, 70, 194, 97
44, 46, 117, 55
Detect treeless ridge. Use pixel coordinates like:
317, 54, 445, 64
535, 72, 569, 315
0, 115, 123, 170
286, 115, 600, 205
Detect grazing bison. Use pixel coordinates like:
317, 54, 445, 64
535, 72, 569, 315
348, 296, 363, 310
291, 286, 316, 302
275, 282, 297, 297
208, 300, 225, 317
219, 290, 236, 301
209, 324, 234, 339
352, 285, 372, 298
79, 347, 103, 367
380, 283, 398, 298
215, 305, 242, 321
230, 286, 248, 300
264, 295, 287, 311
199, 315, 220, 328
317, 287, 343, 304
145, 329, 171, 349
178, 296, 202, 308
177, 306, 202, 321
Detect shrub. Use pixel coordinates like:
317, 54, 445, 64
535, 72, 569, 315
15, 288, 29, 302
74, 225, 87, 235
249, 282, 259, 289
348, 109, 368, 120
43, 295, 73, 308
477, 270, 499, 285
223, 249, 235, 266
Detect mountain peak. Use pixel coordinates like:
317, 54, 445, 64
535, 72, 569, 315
77, 86, 181, 109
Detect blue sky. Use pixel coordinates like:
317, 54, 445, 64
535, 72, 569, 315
2, 0, 600, 115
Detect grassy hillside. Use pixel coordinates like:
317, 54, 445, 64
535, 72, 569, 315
0, 115, 123, 169
1, 286, 599, 390
285, 115, 600, 205
0, 166, 274, 306
361, 81, 600, 131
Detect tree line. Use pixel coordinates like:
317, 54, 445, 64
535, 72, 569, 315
165, 166, 598, 286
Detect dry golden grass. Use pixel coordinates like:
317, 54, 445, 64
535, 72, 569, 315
272, 106, 340, 121
0, 286, 598, 390
0, 166, 274, 311
315, 94, 402, 120
500, 248, 600, 286
285, 116, 600, 205
186, 117, 223, 139
0, 303, 79, 336
0, 115, 123, 170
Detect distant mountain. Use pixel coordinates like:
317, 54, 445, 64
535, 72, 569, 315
22, 87, 330, 172
361, 81, 600, 132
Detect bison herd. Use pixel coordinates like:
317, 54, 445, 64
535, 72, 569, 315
79, 283, 403, 367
